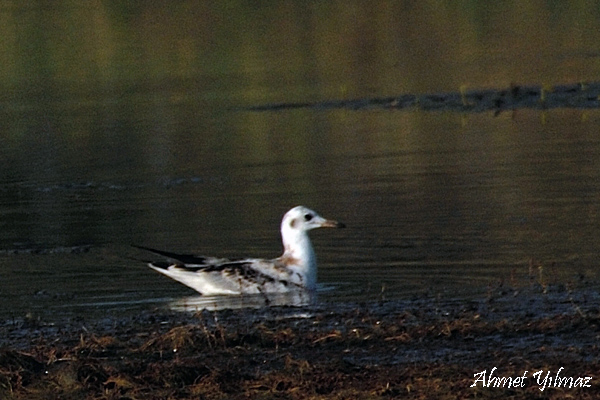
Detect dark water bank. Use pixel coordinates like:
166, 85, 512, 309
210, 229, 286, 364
246, 81, 600, 114
1, 282, 599, 399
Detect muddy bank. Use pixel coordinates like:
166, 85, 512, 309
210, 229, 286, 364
1, 283, 599, 399
245, 81, 600, 114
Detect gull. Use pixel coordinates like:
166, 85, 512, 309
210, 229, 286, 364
139, 206, 344, 295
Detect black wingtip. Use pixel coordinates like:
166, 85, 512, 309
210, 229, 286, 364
133, 245, 209, 265
132, 244, 163, 254
149, 261, 172, 270
133, 245, 185, 259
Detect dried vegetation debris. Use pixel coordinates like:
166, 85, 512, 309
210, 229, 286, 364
1, 284, 600, 399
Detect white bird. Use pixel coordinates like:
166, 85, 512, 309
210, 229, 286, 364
139, 206, 344, 295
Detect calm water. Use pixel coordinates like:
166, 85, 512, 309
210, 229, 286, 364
1, 1, 600, 320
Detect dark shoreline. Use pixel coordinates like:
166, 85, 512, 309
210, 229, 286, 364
243, 81, 600, 114
1, 282, 599, 399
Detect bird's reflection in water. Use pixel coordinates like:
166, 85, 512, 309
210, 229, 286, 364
167, 290, 316, 312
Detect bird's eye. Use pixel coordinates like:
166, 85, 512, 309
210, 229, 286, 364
304, 214, 313, 221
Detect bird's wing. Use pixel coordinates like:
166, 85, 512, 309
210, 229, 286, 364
134, 245, 228, 266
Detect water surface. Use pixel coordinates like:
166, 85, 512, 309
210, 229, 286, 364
1, 1, 600, 320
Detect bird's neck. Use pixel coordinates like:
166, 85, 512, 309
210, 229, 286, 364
281, 230, 317, 289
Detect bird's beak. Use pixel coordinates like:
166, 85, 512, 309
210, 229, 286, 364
319, 219, 346, 229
